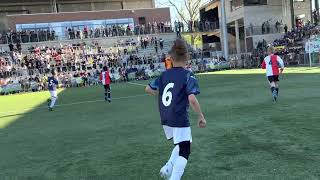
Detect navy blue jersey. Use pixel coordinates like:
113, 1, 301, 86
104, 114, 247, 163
48, 76, 58, 91
149, 67, 200, 127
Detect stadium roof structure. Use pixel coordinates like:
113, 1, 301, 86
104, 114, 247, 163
0, 0, 125, 4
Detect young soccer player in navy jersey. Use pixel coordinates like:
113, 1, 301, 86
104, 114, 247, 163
47, 69, 59, 111
145, 39, 206, 180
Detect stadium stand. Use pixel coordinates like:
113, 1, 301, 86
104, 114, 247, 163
1, 18, 320, 95
0, 32, 176, 94
0, 21, 173, 45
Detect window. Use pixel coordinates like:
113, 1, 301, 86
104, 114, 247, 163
230, 0, 244, 11
16, 18, 135, 39
244, 0, 267, 6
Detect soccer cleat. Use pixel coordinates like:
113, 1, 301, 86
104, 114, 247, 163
107, 98, 112, 103
159, 163, 172, 180
48, 107, 53, 111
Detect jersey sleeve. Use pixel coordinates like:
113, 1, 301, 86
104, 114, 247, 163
277, 56, 285, 69
186, 74, 200, 95
261, 59, 266, 69
148, 77, 160, 90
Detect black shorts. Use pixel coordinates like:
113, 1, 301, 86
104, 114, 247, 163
104, 84, 110, 91
267, 75, 279, 83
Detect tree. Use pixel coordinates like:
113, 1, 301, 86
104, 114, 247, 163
158, 0, 209, 46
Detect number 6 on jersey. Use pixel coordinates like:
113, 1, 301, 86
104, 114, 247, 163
162, 83, 174, 107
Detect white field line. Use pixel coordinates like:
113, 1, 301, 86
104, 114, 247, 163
0, 94, 148, 116
0, 81, 148, 116
128, 82, 148, 87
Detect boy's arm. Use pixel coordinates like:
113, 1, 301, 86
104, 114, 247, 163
145, 85, 158, 96
186, 74, 206, 128
188, 94, 206, 128
145, 77, 159, 96
261, 59, 266, 69
278, 56, 285, 74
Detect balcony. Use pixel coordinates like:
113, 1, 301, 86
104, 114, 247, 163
246, 25, 284, 36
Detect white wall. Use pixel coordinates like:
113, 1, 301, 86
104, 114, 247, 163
123, 0, 153, 9
294, 0, 312, 23
225, 0, 245, 24
243, 5, 284, 27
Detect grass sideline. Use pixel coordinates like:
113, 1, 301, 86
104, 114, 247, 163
0, 67, 319, 179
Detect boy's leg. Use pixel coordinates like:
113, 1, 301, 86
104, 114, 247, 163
275, 76, 280, 96
107, 84, 111, 102
167, 145, 179, 168
160, 126, 176, 179
268, 77, 277, 99
275, 82, 279, 96
49, 91, 58, 109
169, 128, 192, 180
103, 85, 111, 101
169, 141, 190, 180
270, 82, 277, 101
160, 145, 179, 179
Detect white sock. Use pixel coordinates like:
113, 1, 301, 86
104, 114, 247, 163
50, 96, 57, 108
169, 156, 188, 180
167, 145, 179, 169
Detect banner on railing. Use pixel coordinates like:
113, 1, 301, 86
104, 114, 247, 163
305, 40, 320, 53
274, 46, 286, 51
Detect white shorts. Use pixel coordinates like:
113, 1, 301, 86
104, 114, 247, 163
49, 91, 57, 98
163, 125, 192, 144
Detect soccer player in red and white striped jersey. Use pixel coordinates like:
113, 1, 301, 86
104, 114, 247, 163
100, 66, 112, 102
262, 46, 285, 101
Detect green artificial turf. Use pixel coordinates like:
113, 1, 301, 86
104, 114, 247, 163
0, 67, 319, 180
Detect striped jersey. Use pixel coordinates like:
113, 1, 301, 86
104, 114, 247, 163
262, 54, 284, 76
100, 71, 111, 85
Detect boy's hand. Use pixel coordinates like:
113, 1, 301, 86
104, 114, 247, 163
198, 114, 206, 128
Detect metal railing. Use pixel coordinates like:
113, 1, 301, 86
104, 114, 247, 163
177, 21, 220, 33
246, 26, 285, 36
0, 26, 174, 45
1, 22, 221, 45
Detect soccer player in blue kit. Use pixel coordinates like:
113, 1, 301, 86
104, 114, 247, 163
47, 69, 59, 111
145, 39, 206, 180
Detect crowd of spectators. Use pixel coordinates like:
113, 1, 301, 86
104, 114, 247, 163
0, 35, 171, 94
66, 22, 173, 40
253, 21, 320, 66
0, 22, 173, 45
0, 29, 56, 44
